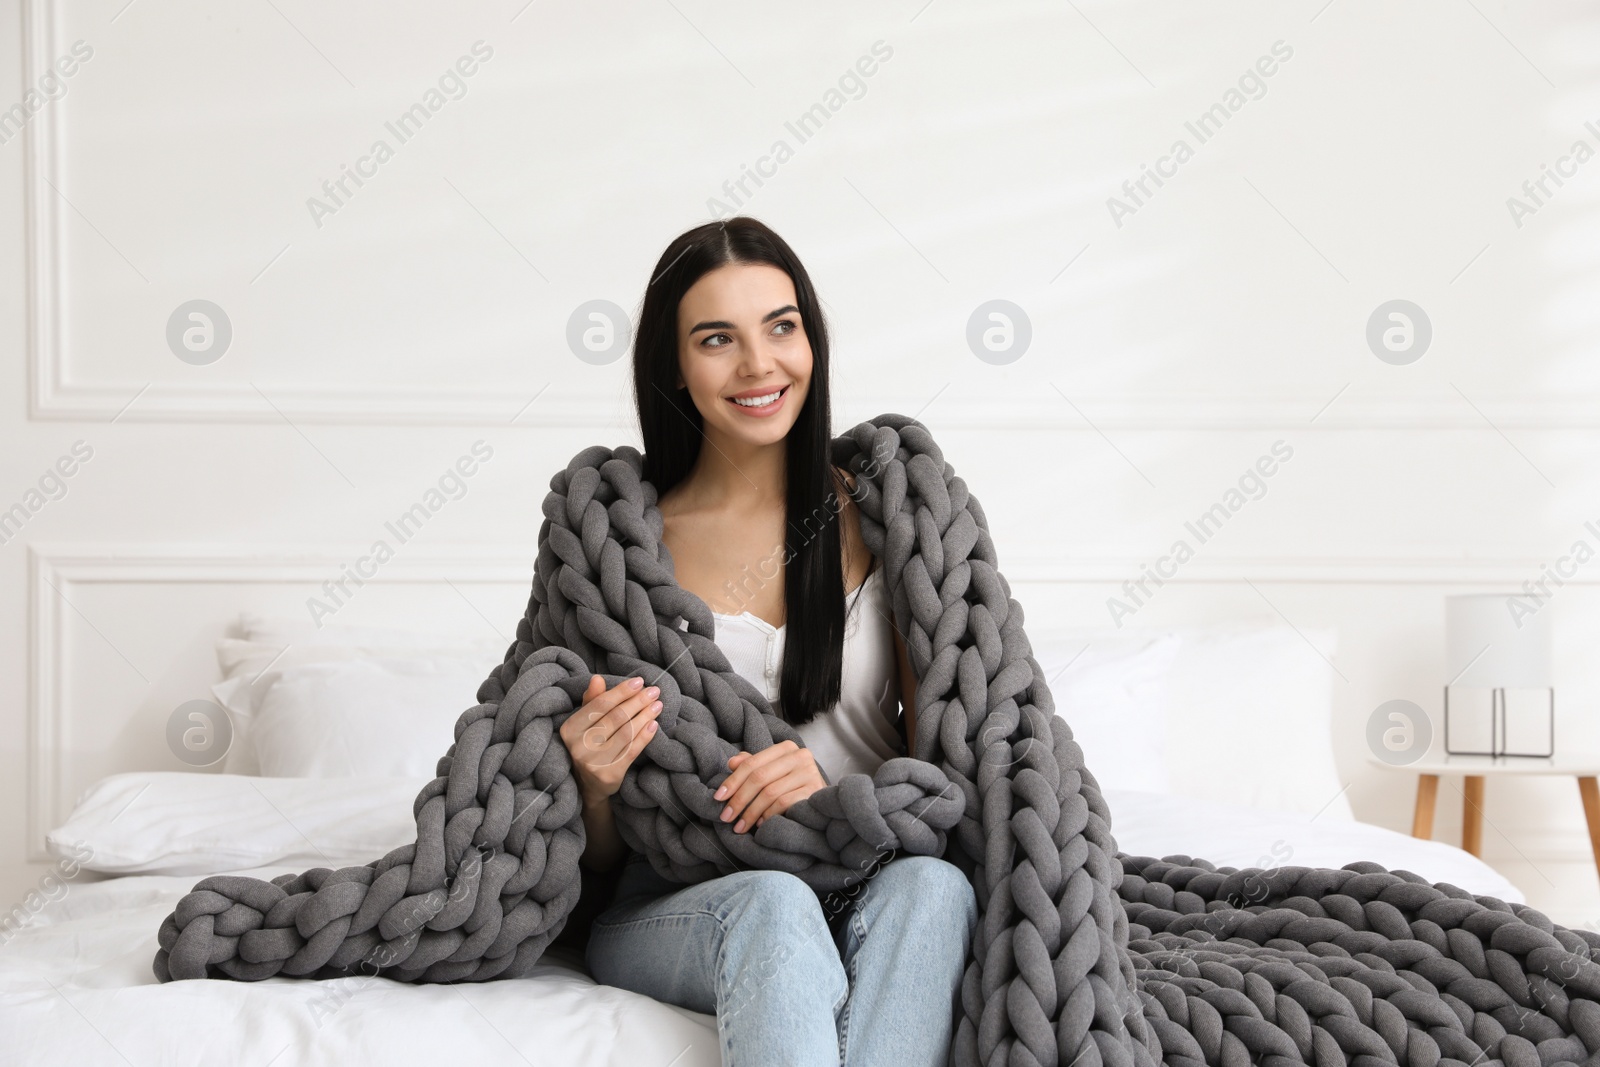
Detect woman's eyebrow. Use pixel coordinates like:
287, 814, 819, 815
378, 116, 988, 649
688, 304, 800, 334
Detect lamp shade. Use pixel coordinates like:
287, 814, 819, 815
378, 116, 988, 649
1445, 593, 1552, 689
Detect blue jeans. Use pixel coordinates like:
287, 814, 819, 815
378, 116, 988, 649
585, 849, 978, 1067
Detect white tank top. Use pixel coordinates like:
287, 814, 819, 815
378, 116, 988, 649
709, 565, 902, 781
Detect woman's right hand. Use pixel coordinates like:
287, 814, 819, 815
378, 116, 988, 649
560, 674, 663, 801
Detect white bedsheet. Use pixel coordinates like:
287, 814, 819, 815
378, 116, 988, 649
1, 790, 1525, 1067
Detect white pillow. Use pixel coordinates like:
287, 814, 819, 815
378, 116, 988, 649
234, 610, 510, 658
246, 657, 491, 778
47, 772, 430, 875
210, 612, 509, 774
1163, 625, 1351, 821
1028, 631, 1181, 793
1025, 625, 1350, 822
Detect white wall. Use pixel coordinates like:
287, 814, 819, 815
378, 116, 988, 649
4, 0, 1599, 926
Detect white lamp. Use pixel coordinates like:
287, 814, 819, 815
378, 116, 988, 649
1444, 593, 1554, 757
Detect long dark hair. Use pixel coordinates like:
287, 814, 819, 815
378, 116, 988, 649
631, 217, 859, 728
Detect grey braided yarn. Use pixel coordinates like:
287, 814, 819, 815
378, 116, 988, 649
153, 413, 1600, 1067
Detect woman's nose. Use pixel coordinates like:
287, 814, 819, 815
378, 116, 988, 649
737, 335, 779, 374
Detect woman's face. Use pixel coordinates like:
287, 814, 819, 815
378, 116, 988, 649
675, 262, 812, 445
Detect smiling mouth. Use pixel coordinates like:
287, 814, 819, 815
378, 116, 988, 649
726, 384, 789, 410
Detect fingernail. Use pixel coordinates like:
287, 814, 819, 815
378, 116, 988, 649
630, 677, 643, 689
647, 721, 657, 733
714, 786, 727, 799
651, 700, 662, 712
721, 806, 732, 821
646, 686, 659, 697
734, 820, 746, 833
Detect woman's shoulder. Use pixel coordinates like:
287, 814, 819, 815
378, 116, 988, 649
831, 465, 877, 587
830, 464, 862, 524
832, 463, 860, 495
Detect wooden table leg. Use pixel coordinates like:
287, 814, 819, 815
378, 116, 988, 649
1578, 777, 1600, 885
1412, 775, 1439, 839
1461, 775, 1485, 856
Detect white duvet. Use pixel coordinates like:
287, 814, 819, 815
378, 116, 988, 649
2, 789, 1524, 1067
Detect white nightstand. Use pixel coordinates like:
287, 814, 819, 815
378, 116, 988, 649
1367, 752, 1600, 880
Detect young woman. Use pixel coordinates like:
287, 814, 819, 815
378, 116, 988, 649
561, 217, 977, 1066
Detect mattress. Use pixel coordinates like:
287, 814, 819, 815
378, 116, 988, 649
1, 789, 1523, 1067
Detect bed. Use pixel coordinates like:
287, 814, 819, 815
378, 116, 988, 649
0, 616, 1526, 1066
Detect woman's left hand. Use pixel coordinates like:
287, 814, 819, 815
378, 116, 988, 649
713, 740, 827, 833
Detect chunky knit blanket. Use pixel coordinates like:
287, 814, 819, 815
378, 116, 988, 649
155, 414, 1600, 1067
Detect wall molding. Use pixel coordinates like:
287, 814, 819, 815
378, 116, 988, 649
34, 379, 1600, 429
28, 541, 1600, 862
22, 0, 59, 428
26, 542, 539, 863
21, 2, 1600, 429
997, 551, 1600, 587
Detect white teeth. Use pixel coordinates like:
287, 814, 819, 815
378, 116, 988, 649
732, 387, 784, 407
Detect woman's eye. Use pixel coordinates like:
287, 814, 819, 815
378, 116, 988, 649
773, 320, 796, 336
702, 333, 731, 348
